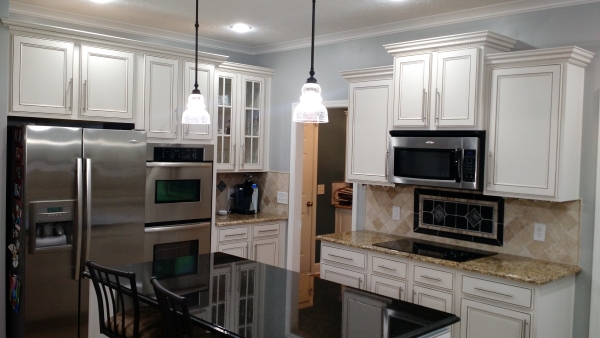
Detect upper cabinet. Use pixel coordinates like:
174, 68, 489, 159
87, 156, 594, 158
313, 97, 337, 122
181, 61, 216, 141
385, 31, 517, 130
215, 63, 273, 172
485, 47, 594, 201
143, 54, 179, 139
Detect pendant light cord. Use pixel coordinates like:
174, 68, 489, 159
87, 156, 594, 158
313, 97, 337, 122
307, 0, 317, 83
193, 0, 201, 94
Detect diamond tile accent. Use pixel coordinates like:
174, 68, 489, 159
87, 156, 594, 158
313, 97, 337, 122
432, 205, 447, 222
466, 209, 483, 227
216, 180, 227, 192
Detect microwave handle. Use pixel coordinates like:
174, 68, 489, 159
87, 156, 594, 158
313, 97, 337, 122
454, 148, 462, 183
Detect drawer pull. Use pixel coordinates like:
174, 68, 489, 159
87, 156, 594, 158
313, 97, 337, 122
225, 233, 246, 237
328, 254, 353, 261
258, 229, 278, 233
474, 287, 514, 298
378, 265, 396, 271
421, 275, 442, 282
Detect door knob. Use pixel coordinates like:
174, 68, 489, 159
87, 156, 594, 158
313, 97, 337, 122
307, 201, 313, 207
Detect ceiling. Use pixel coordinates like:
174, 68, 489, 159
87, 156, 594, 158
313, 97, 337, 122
8, 0, 596, 54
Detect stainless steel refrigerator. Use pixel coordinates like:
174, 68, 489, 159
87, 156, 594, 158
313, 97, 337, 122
6, 125, 146, 338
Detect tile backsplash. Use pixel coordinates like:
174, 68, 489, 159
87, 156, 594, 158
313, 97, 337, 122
216, 171, 289, 217
365, 185, 581, 265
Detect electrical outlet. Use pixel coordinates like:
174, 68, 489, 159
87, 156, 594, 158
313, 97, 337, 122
317, 184, 325, 195
392, 206, 401, 221
277, 191, 288, 205
533, 223, 546, 241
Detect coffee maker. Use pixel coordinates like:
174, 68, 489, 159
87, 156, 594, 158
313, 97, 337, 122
233, 175, 259, 214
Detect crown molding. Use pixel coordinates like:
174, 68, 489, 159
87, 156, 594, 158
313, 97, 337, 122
340, 66, 394, 81
384, 31, 517, 55
219, 61, 275, 76
486, 46, 595, 67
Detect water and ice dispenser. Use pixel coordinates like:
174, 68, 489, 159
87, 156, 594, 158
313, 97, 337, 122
29, 200, 75, 253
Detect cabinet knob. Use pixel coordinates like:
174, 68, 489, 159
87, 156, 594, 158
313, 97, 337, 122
307, 201, 313, 207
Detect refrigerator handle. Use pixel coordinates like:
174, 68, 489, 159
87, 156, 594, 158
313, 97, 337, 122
73, 158, 84, 280
84, 158, 93, 263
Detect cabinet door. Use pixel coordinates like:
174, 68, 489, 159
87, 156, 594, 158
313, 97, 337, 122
239, 75, 265, 171
218, 241, 248, 259
234, 262, 259, 338
413, 285, 453, 313
216, 72, 238, 170
80, 45, 134, 119
370, 274, 406, 301
252, 237, 278, 267
144, 55, 178, 139
209, 265, 232, 329
182, 61, 215, 141
346, 79, 393, 185
461, 299, 531, 338
393, 53, 430, 127
320, 263, 366, 290
435, 48, 478, 127
12, 36, 74, 115
487, 65, 561, 197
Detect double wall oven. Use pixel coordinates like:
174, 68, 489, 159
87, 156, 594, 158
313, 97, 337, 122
144, 144, 214, 276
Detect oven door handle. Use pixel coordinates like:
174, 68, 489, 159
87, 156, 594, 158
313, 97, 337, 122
146, 162, 213, 168
144, 222, 210, 233
454, 148, 462, 183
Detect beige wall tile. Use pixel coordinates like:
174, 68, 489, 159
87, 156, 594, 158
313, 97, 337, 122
216, 172, 289, 217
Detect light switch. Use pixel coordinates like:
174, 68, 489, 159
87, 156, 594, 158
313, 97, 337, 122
317, 184, 325, 195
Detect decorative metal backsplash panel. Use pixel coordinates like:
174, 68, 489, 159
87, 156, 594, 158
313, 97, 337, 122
414, 189, 504, 246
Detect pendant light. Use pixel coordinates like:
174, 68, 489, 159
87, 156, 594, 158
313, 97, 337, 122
293, 0, 328, 123
182, 0, 211, 125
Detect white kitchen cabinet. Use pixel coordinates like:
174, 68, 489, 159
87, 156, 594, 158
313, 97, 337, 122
218, 241, 249, 259
216, 221, 285, 268
413, 285, 454, 313
340, 66, 394, 186
460, 299, 530, 338
233, 262, 260, 338
321, 263, 366, 289
252, 237, 278, 267
181, 61, 215, 141
80, 45, 134, 120
143, 54, 179, 139
370, 274, 407, 301
485, 47, 594, 201
12, 35, 74, 116
216, 63, 273, 172
384, 31, 516, 130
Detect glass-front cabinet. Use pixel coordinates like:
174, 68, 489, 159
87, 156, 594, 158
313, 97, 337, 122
216, 63, 273, 172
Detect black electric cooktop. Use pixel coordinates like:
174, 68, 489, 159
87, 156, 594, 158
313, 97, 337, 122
373, 238, 497, 262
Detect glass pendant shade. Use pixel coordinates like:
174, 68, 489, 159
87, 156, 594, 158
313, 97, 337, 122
181, 93, 210, 125
293, 82, 328, 123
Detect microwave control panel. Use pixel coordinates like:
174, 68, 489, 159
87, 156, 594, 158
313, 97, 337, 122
153, 147, 205, 162
463, 150, 477, 182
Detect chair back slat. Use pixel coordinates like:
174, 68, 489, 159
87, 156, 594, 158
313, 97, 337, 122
151, 277, 195, 338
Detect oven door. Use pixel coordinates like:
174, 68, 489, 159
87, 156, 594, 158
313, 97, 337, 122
146, 162, 213, 224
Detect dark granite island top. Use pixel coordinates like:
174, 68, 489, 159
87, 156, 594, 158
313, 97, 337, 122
110, 252, 458, 338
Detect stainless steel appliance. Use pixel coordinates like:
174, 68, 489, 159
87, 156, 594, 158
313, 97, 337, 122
373, 238, 497, 262
233, 175, 259, 214
6, 125, 146, 337
144, 144, 213, 267
388, 130, 485, 190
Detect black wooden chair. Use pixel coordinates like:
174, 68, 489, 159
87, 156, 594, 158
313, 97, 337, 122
150, 277, 220, 338
87, 261, 163, 338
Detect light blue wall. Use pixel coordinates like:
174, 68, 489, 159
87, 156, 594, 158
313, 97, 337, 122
255, 3, 600, 336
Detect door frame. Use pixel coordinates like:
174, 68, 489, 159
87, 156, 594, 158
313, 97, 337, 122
287, 100, 348, 273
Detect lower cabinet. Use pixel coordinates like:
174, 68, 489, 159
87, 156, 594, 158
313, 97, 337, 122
413, 285, 453, 313
321, 263, 366, 289
460, 299, 530, 338
370, 274, 406, 301
218, 241, 249, 259
252, 237, 278, 267
216, 221, 285, 268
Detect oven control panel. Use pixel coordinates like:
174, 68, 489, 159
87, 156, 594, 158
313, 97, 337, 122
153, 147, 205, 162
462, 149, 477, 182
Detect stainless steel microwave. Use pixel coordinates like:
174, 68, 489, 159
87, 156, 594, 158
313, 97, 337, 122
388, 130, 485, 191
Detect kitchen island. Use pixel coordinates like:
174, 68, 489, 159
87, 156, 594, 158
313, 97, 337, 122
88, 252, 458, 338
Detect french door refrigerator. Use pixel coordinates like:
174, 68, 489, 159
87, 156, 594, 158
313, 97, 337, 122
7, 125, 146, 338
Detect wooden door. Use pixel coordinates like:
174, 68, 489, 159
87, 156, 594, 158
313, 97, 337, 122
80, 45, 134, 120
487, 64, 561, 197
393, 53, 430, 127
182, 61, 215, 141
301, 123, 317, 273
413, 285, 453, 313
216, 72, 238, 170
12, 36, 74, 116
143, 55, 179, 139
435, 48, 479, 127
239, 75, 266, 170
370, 275, 407, 301
461, 299, 531, 338
252, 237, 278, 267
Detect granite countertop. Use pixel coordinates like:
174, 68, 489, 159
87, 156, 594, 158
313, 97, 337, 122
333, 203, 352, 210
215, 212, 288, 226
316, 230, 581, 286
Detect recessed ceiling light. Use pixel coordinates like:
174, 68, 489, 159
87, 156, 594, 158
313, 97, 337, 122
90, 0, 113, 3
230, 23, 252, 33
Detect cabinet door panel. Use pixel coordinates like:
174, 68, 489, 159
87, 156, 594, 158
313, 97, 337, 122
487, 65, 561, 197
144, 55, 178, 139
218, 241, 248, 259
436, 48, 478, 127
239, 75, 265, 171
321, 264, 366, 289
370, 275, 406, 300
413, 285, 453, 313
252, 237, 278, 267
393, 53, 430, 127
12, 36, 74, 115
81, 45, 134, 119
182, 61, 214, 141
216, 72, 238, 170
461, 299, 530, 338
347, 79, 392, 185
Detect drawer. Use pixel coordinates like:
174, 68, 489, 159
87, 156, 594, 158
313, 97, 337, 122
462, 275, 533, 308
321, 245, 366, 270
371, 255, 407, 280
252, 223, 280, 239
218, 226, 249, 243
413, 265, 454, 291
320, 263, 366, 289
